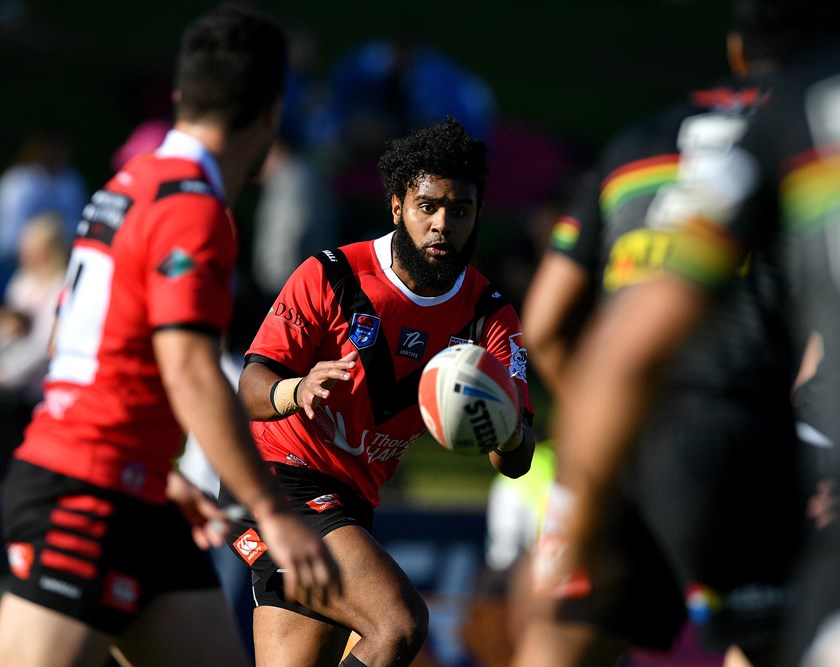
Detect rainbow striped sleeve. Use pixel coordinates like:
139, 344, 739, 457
666, 217, 744, 292
600, 154, 680, 217
781, 148, 840, 235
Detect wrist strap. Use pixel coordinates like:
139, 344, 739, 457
270, 378, 302, 416
493, 426, 524, 457
493, 439, 522, 457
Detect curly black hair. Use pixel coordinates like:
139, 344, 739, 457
378, 116, 489, 208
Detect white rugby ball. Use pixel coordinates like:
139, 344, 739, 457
418, 343, 519, 456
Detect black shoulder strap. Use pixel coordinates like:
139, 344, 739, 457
316, 248, 406, 423
315, 248, 366, 317
155, 178, 215, 201
453, 283, 510, 345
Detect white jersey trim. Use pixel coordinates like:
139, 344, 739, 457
155, 130, 226, 201
373, 232, 465, 307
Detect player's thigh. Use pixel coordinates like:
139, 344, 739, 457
0, 592, 113, 667
308, 524, 428, 636
253, 604, 350, 667
115, 588, 249, 667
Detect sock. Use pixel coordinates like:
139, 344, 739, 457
339, 654, 368, 667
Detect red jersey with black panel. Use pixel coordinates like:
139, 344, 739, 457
15, 131, 236, 504
247, 233, 532, 507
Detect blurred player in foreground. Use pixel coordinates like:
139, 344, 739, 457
0, 5, 340, 666
514, 1, 822, 665
220, 117, 535, 667
520, 0, 840, 665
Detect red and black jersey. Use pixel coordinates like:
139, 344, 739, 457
15, 131, 236, 504
246, 233, 532, 507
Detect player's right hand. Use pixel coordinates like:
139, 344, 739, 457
254, 501, 343, 605
296, 350, 358, 419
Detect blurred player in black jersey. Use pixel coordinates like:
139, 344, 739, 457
516, 0, 840, 666
513, 2, 826, 665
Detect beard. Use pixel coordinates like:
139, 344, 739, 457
392, 214, 478, 293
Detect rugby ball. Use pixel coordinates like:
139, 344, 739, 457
418, 344, 519, 456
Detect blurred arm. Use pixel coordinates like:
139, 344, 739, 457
153, 328, 341, 601
489, 417, 536, 479
154, 329, 278, 511
557, 275, 710, 549
522, 252, 591, 396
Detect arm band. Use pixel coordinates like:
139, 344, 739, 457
493, 442, 522, 458
493, 428, 524, 457
269, 378, 302, 416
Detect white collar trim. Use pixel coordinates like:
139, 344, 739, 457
156, 129, 226, 201
373, 232, 465, 306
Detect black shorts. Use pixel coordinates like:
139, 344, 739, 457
1, 459, 221, 635
556, 479, 688, 651
220, 461, 373, 622
560, 393, 807, 654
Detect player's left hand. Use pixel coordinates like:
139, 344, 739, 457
166, 469, 230, 549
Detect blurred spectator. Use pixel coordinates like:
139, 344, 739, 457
0, 125, 86, 287
0, 210, 67, 471
250, 134, 339, 303
329, 33, 496, 148
481, 172, 591, 313
277, 25, 340, 158
327, 34, 497, 243
224, 26, 340, 353
110, 117, 170, 172
483, 122, 591, 217
483, 440, 557, 593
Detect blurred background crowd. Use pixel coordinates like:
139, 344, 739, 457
0, 0, 737, 665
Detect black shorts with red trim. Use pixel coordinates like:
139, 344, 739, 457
220, 461, 373, 623
1, 459, 220, 635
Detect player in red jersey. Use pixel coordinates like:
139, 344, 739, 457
0, 6, 339, 667
220, 117, 536, 667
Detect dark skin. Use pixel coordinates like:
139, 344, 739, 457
237, 173, 535, 667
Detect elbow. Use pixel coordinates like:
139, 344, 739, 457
237, 364, 277, 421
236, 379, 264, 420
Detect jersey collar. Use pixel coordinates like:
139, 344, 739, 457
156, 130, 226, 202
